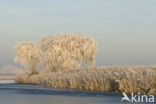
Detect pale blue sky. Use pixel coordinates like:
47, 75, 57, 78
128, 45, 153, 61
0, 0, 156, 67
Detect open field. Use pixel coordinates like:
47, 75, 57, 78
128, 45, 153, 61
16, 65, 156, 95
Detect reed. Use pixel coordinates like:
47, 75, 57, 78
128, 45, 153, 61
15, 65, 156, 95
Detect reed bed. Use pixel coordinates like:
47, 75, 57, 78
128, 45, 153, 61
15, 65, 156, 95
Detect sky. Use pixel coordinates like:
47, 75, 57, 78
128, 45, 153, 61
0, 0, 156, 67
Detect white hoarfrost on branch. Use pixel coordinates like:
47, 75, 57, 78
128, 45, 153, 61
14, 34, 97, 73
14, 42, 42, 74
39, 34, 97, 72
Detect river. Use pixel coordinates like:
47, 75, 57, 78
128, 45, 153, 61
0, 80, 153, 104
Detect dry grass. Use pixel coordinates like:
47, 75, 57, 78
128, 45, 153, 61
15, 65, 156, 95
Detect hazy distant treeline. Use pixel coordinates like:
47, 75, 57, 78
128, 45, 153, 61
0, 65, 22, 80
0, 65, 22, 75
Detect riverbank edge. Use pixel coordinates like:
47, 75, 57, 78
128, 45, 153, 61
15, 65, 156, 96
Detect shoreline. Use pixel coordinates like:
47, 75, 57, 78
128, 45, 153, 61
1, 79, 156, 97
15, 66, 156, 96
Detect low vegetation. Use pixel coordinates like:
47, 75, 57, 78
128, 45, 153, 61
16, 65, 156, 95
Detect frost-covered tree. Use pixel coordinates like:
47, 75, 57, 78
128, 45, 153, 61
14, 42, 42, 74
40, 34, 97, 72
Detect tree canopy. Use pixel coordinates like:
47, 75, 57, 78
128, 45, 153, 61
14, 34, 97, 73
